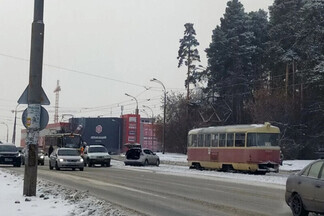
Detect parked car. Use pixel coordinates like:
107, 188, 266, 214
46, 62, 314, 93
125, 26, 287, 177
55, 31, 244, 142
0, 143, 21, 167
49, 148, 84, 171
124, 148, 160, 166
285, 159, 324, 216
82, 145, 111, 167
38, 149, 45, 165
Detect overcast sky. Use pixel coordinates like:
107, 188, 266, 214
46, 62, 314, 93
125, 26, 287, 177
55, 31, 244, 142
0, 0, 274, 144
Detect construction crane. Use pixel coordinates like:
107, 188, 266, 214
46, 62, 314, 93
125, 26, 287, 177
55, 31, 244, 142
53, 80, 61, 123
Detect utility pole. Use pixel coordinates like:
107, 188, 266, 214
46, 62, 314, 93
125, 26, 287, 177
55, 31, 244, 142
23, 0, 46, 196
150, 78, 166, 154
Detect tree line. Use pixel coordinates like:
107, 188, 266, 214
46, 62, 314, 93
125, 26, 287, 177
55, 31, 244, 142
156, 0, 323, 159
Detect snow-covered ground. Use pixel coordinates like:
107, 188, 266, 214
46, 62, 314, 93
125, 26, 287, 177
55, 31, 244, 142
0, 168, 136, 216
0, 153, 314, 216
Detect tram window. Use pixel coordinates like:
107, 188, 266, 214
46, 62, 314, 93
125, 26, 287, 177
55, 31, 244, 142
219, 134, 226, 147
235, 133, 245, 147
205, 134, 211, 147
192, 135, 197, 147
188, 135, 192, 147
227, 133, 234, 147
211, 134, 219, 147
198, 134, 204, 147
247, 133, 279, 147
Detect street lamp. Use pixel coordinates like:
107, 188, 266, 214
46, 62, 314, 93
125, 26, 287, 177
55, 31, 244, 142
112, 119, 121, 155
143, 105, 154, 150
125, 93, 139, 115
150, 78, 166, 154
11, 104, 19, 144
0, 122, 9, 143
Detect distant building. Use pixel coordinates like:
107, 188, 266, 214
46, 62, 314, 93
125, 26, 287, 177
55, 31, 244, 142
20, 114, 161, 153
70, 117, 122, 154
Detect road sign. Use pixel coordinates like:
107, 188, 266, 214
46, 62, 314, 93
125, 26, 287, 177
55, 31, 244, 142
22, 106, 49, 130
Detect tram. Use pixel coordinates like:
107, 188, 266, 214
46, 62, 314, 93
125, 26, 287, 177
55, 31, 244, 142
187, 122, 281, 174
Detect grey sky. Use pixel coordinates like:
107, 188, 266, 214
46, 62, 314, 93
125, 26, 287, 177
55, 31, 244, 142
0, 0, 273, 144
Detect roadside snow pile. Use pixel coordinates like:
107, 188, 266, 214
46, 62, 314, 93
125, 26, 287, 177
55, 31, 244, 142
0, 168, 138, 216
156, 152, 187, 165
280, 160, 314, 171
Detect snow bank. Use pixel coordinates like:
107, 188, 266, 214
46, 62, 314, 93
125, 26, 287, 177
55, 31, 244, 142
0, 169, 137, 216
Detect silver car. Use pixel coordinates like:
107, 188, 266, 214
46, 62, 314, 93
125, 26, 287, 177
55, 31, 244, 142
49, 148, 84, 171
124, 148, 160, 166
285, 159, 324, 216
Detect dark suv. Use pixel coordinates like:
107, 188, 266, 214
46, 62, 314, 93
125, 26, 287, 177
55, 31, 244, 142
0, 143, 21, 167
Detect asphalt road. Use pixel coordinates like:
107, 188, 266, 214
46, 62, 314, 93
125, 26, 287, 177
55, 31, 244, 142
9, 162, 293, 216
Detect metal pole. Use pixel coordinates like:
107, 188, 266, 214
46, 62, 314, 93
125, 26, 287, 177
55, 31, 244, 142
118, 124, 121, 154
12, 104, 19, 144
163, 92, 166, 154
150, 78, 166, 154
125, 93, 138, 115
24, 0, 45, 196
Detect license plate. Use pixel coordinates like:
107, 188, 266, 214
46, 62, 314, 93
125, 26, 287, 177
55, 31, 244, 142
5, 158, 13, 162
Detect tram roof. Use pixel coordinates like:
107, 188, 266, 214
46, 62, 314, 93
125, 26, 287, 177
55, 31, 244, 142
188, 123, 280, 134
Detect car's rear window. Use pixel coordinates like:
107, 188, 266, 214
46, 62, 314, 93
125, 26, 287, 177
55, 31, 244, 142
0, 145, 17, 152
58, 149, 79, 156
308, 161, 324, 178
126, 149, 141, 159
88, 147, 107, 153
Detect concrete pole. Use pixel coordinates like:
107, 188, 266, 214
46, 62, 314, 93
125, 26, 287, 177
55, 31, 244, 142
23, 0, 45, 196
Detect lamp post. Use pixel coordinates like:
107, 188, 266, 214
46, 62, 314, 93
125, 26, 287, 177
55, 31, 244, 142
150, 78, 166, 154
125, 93, 139, 115
0, 122, 9, 143
143, 105, 154, 150
11, 104, 19, 144
112, 119, 121, 155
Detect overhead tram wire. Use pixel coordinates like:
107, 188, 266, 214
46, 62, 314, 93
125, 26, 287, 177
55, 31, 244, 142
2, 53, 322, 93
0, 52, 160, 90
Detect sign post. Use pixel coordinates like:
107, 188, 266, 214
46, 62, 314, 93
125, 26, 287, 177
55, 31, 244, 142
18, 0, 49, 196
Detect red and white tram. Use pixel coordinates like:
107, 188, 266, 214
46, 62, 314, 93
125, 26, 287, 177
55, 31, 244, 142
187, 122, 281, 174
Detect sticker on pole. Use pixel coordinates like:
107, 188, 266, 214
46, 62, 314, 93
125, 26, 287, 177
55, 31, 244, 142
22, 105, 49, 130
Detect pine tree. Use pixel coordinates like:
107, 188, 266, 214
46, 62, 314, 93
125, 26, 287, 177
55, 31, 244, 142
205, 0, 259, 123
177, 23, 201, 101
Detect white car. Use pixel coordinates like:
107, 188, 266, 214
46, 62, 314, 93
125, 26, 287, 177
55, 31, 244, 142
82, 145, 111, 167
49, 148, 84, 171
124, 148, 160, 166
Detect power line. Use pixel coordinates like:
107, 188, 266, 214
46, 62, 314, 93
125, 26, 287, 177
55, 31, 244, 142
0, 53, 161, 89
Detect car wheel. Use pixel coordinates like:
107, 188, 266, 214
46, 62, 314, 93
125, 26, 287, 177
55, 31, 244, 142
88, 162, 92, 167
144, 160, 149, 166
156, 159, 160, 167
290, 193, 309, 216
72, 168, 75, 171
106, 162, 111, 167
55, 162, 60, 170
49, 162, 53, 170
80, 168, 84, 171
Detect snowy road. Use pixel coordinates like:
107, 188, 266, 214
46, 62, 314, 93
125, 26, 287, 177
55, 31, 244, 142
8, 159, 294, 216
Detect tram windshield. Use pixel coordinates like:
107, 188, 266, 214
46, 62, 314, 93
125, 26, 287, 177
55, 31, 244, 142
247, 133, 279, 147
62, 135, 82, 148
